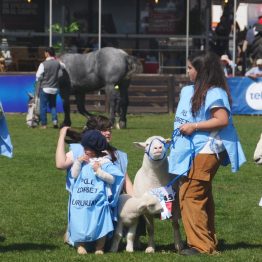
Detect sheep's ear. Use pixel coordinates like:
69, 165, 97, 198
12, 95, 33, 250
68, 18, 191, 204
137, 201, 147, 213
133, 142, 147, 149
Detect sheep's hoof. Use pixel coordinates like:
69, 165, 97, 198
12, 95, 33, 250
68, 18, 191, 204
174, 242, 184, 252
145, 247, 155, 253
126, 245, 134, 253
95, 250, 104, 255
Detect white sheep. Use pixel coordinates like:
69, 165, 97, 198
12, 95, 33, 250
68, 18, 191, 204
254, 133, 262, 165
132, 135, 183, 253
110, 192, 163, 253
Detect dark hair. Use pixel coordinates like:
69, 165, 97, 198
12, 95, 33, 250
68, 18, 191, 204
65, 115, 117, 162
188, 51, 232, 116
81, 130, 108, 153
45, 46, 56, 57
85, 115, 113, 131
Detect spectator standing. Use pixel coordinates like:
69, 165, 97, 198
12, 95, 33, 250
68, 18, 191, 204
0, 52, 5, 72
169, 51, 246, 256
36, 47, 61, 129
245, 58, 262, 80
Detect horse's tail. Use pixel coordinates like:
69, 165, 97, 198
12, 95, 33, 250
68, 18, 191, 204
125, 55, 143, 79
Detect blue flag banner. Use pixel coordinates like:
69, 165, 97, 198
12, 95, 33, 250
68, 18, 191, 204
228, 77, 262, 115
0, 74, 261, 115
0, 102, 13, 158
0, 74, 63, 113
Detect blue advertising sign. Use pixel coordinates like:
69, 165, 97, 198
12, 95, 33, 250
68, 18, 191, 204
0, 74, 261, 115
0, 74, 63, 113
228, 77, 262, 115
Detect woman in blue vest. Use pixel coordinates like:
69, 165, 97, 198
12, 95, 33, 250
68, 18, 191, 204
169, 51, 246, 256
67, 130, 124, 254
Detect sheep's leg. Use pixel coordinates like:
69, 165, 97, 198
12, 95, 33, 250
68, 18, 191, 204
126, 222, 138, 253
144, 215, 155, 253
110, 221, 124, 252
172, 191, 184, 252
172, 218, 184, 252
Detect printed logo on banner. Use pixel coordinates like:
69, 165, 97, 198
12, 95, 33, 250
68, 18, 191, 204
245, 82, 262, 110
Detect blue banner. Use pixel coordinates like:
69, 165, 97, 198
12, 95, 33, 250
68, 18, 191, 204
0, 74, 261, 115
228, 77, 262, 115
0, 74, 63, 113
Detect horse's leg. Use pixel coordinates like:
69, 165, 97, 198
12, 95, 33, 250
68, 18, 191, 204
119, 79, 129, 129
59, 87, 71, 127
109, 88, 119, 128
75, 89, 92, 117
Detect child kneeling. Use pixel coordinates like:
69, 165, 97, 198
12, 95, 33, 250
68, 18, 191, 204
68, 130, 124, 254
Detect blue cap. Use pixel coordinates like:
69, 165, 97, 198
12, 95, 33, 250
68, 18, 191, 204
81, 130, 108, 152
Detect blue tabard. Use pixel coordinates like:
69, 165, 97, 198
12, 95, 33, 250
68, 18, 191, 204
67, 145, 124, 244
114, 150, 128, 174
66, 145, 127, 193
169, 85, 246, 175
0, 102, 13, 158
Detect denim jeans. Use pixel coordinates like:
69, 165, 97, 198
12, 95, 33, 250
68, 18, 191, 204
39, 89, 58, 126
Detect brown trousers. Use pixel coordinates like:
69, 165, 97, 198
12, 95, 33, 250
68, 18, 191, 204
179, 152, 225, 254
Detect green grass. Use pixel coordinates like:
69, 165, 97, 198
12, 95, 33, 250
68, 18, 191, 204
0, 113, 262, 261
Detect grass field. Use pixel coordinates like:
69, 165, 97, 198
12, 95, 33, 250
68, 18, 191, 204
0, 113, 262, 262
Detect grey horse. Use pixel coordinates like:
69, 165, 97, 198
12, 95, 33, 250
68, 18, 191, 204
26, 47, 142, 128
58, 47, 142, 127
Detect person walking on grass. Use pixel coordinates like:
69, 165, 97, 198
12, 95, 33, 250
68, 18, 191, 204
36, 46, 61, 129
169, 51, 246, 256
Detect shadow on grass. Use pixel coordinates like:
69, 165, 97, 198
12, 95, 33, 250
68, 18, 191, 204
0, 235, 6, 242
218, 239, 262, 251
116, 242, 178, 253
0, 243, 58, 253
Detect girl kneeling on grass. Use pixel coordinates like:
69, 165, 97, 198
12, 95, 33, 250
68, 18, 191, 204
68, 130, 124, 254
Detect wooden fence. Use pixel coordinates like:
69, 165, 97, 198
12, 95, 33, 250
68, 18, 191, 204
69, 74, 190, 114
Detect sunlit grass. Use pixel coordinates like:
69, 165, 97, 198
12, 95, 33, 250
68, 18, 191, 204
0, 113, 261, 261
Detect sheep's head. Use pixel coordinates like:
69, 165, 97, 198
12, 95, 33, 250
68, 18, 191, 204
137, 192, 163, 215
134, 136, 170, 161
254, 133, 262, 165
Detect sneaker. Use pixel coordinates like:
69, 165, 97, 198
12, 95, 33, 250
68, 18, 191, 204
40, 125, 47, 129
53, 120, 59, 129
180, 247, 201, 256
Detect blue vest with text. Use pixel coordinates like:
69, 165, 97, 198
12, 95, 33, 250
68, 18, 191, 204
169, 85, 246, 175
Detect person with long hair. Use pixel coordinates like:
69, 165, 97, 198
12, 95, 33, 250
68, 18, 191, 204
169, 51, 246, 255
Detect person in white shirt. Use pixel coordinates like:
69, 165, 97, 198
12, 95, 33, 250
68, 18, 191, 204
220, 54, 235, 77
36, 47, 61, 129
245, 58, 262, 80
